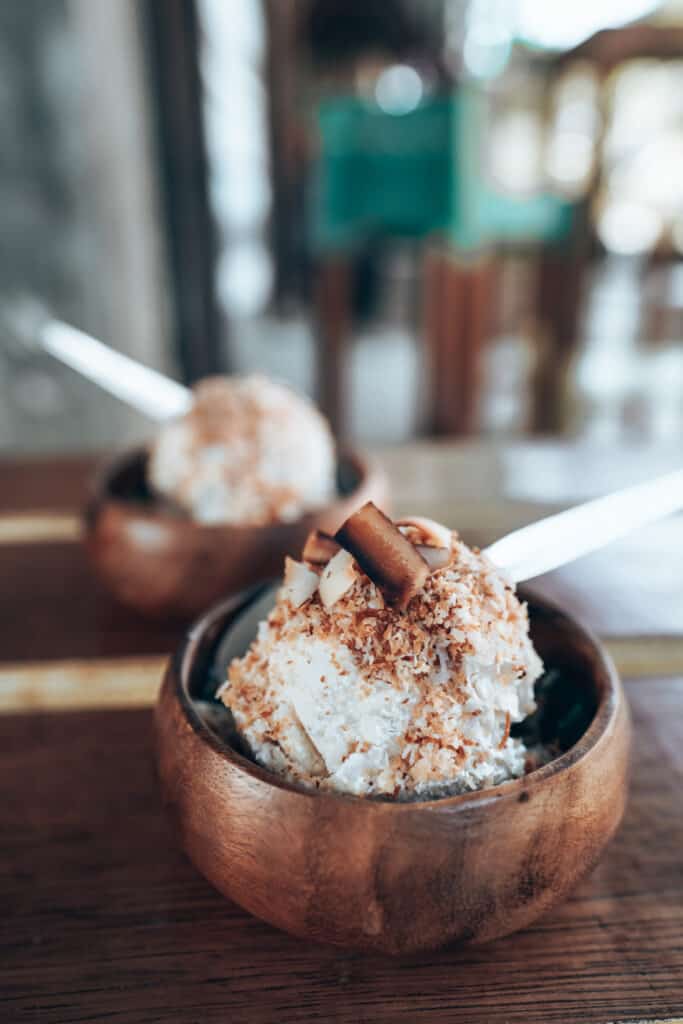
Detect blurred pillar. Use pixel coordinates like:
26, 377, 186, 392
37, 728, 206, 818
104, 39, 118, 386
142, 0, 223, 383
533, 204, 589, 433
263, 0, 304, 311
68, 0, 175, 378
315, 257, 352, 438
423, 246, 494, 436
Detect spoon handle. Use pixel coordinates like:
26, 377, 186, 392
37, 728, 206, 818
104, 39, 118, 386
40, 320, 192, 422
484, 468, 683, 583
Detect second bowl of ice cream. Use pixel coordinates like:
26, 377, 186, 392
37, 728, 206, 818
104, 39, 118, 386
85, 375, 387, 618
155, 504, 631, 953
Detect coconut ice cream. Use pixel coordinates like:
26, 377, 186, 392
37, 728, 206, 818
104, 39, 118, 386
148, 375, 336, 525
219, 504, 543, 800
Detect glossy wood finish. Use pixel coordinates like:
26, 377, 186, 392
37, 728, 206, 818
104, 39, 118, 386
0, 540, 184, 663
84, 447, 388, 619
1, 450, 683, 1021
3, 678, 683, 1022
155, 588, 630, 954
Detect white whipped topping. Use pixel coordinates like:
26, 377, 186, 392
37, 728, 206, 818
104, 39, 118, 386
221, 531, 543, 800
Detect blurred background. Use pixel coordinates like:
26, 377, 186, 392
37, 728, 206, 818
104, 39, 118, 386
3, 0, 683, 452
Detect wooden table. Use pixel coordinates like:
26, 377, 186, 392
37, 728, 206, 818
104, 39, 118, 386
1, 445, 682, 1024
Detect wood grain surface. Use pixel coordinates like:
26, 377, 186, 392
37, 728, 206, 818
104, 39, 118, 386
0, 655, 166, 712
1, 449, 683, 1022
0, 513, 80, 545
3, 447, 683, 661
1, 677, 682, 1024
0, 455, 96, 513
0, 540, 185, 662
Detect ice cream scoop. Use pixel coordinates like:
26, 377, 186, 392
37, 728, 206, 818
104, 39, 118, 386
33, 317, 337, 525
219, 504, 544, 799
148, 375, 336, 525
21, 316, 386, 617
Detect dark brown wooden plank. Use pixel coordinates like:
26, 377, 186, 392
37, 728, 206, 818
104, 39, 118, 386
0, 454, 98, 513
0, 541, 185, 662
1, 678, 681, 1024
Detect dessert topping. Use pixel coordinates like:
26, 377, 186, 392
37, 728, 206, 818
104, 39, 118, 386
415, 544, 451, 571
283, 556, 319, 608
396, 515, 453, 550
335, 502, 430, 609
319, 549, 357, 609
302, 529, 340, 564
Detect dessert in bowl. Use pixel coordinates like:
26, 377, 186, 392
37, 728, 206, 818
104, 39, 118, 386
147, 375, 337, 526
155, 504, 630, 953
85, 375, 387, 618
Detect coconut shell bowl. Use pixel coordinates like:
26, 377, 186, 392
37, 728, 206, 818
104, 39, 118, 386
155, 584, 631, 955
84, 447, 387, 619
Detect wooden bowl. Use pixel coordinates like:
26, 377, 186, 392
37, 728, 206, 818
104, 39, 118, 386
84, 447, 387, 619
154, 586, 631, 954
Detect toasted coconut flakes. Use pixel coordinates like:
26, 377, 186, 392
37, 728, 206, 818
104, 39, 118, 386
415, 544, 451, 571
396, 515, 453, 550
498, 711, 511, 750
221, 515, 543, 800
336, 502, 429, 608
303, 529, 340, 564
319, 549, 357, 608
283, 557, 319, 608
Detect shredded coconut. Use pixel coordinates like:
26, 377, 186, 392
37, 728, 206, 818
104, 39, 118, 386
148, 375, 336, 524
220, 529, 543, 800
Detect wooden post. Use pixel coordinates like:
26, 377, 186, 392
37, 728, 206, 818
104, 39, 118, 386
424, 246, 494, 435
142, 0, 222, 383
314, 256, 352, 438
